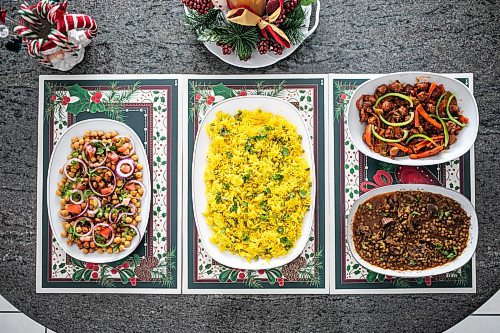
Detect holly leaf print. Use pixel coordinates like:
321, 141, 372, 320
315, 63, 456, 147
66, 84, 91, 116
212, 83, 236, 99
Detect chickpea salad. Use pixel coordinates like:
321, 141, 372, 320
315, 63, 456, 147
57, 130, 146, 255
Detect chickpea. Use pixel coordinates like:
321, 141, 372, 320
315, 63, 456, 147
106, 132, 111, 138
91, 131, 98, 137
138, 188, 144, 196
111, 131, 118, 137
132, 221, 138, 226
66, 239, 73, 245
126, 235, 133, 241
56, 190, 62, 196
89, 248, 95, 253
106, 248, 113, 254
60, 231, 68, 238
135, 216, 142, 222
131, 155, 138, 161
124, 241, 131, 248
114, 237, 121, 244
82, 248, 89, 254
85, 130, 91, 136
119, 245, 125, 252
97, 248, 104, 254
98, 130, 104, 136
131, 197, 137, 203
136, 163, 143, 171
73, 142, 80, 149
135, 202, 141, 208
125, 217, 132, 223
60, 209, 68, 217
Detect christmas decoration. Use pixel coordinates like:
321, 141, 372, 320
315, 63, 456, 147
4, 0, 98, 71
183, 0, 317, 62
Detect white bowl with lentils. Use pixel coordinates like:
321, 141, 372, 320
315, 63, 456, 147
347, 184, 478, 278
47, 119, 151, 264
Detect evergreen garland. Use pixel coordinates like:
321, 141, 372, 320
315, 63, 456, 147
183, 4, 308, 61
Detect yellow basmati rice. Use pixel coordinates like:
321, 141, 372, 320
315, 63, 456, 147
203, 108, 312, 261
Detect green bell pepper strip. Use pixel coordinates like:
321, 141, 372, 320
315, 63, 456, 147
375, 93, 414, 108
435, 92, 447, 116
446, 93, 466, 128
377, 111, 415, 127
431, 115, 449, 147
406, 133, 438, 147
371, 125, 409, 143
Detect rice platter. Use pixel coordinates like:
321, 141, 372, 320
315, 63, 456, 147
203, 109, 312, 261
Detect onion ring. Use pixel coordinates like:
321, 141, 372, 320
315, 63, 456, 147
63, 158, 88, 182
82, 140, 107, 168
71, 217, 94, 237
69, 190, 84, 204
115, 158, 135, 178
123, 224, 141, 240
109, 203, 136, 224
124, 180, 146, 197
88, 166, 116, 197
59, 201, 88, 221
92, 223, 115, 248
114, 135, 135, 159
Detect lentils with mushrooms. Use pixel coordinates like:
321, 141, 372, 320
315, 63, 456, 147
352, 191, 470, 270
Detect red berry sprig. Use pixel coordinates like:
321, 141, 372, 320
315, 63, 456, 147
274, 0, 301, 25
182, 0, 214, 15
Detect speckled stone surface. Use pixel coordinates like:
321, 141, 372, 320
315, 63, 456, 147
0, 1, 499, 332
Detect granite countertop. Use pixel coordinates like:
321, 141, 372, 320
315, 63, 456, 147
0, 0, 499, 332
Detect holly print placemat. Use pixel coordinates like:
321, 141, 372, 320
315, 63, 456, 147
36, 75, 181, 293
181, 75, 330, 294
329, 74, 476, 294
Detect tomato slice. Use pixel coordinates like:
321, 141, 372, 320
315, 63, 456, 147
66, 204, 82, 214
99, 227, 112, 238
101, 187, 114, 195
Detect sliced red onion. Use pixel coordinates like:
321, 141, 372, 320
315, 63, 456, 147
82, 140, 107, 168
88, 166, 116, 197
86, 196, 101, 216
69, 190, 84, 204
58, 201, 88, 221
123, 224, 141, 240
63, 158, 88, 181
115, 158, 135, 178
115, 135, 135, 159
71, 217, 94, 237
108, 203, 136, 224
93, 223, 115, 248
124, 180, 146, 197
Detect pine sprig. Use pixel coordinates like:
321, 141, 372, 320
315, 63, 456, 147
281, 6, 306, 45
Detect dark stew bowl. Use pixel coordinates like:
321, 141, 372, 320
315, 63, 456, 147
346, 184, 478, 278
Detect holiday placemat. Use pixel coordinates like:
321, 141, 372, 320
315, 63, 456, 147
329, 74, 476, 294
36, 75, 181, 293
181, 75, 330, 294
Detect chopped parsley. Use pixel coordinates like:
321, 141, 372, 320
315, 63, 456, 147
277, 226, 284, 234
245, 142, 254, 154
271, 174, 284, 181
71, 151, 79, 158
219, 127, 230, 136
215, 192, 222, 203
281, 146, 289, 157
299, 189, 308, 198
225, 151, 233, 158
263, 187, 271, 195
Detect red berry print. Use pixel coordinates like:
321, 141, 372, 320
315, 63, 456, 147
206, 95, 215, 105
91, 272, 98, 279
111, 269, 118, 274
51, 95, 57, 101
195, 94, 202, 101
90, 91, 102, 103
61, 96, 70, 106
425, 276, 432, 286
258, 270, 265, 275
277, 277, 284, 287
92, 265, 99, 271
340, 93, 347, 100
85, 263, 93, 270
117, 265, 122, 269
130, 277, 137, 287
123, 262, 130, 269
238, 272, 245, 280
239, 91, 247, 96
